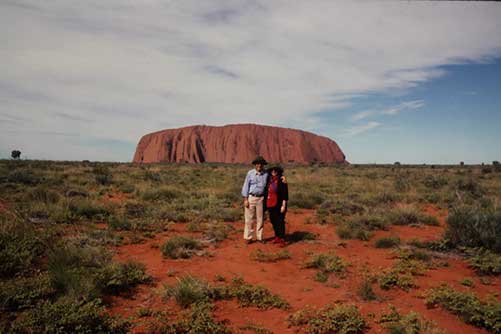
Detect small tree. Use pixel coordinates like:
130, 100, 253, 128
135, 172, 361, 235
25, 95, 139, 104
11, 150, 21, 160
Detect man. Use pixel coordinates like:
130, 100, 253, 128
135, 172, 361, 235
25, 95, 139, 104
241, 156, 268, 244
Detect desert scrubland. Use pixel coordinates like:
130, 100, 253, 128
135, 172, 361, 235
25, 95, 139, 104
0, 160, 500, 333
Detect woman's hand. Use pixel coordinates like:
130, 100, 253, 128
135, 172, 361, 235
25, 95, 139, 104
280, 205, 286, 213
281, 176, 287, 183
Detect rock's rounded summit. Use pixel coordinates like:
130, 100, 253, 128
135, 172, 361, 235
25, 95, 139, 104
133, 124, 347, 164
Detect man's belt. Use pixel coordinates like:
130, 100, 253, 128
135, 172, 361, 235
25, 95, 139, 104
249, 193, 264, 197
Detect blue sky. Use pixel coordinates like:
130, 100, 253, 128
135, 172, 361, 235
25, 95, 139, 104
1, 1, 500, 163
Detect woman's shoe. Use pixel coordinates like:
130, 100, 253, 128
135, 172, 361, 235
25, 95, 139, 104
277, 238, 286, 247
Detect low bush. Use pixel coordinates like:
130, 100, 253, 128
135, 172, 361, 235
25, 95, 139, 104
304, 253, 348, 280
357, 277, 377, 301
0, 273, 55, 311
161, 236, 203, 259
288, 304, 367, 334
446, 205, 501, 252
374, 236, 401, 248
164, 276, 289, 310
423, 175, 448, 189
320, 198, 365, 216
231, 277, 290, 310
466, 248, 501, 276
68, 199, 110, 220
146, 302, 231, 334
378, 305, 447, 334
96, 261, 151, 295
142, 187, 179, 202
48, 243, 149, 299
385, 207, 439, 226
9, 297, 129, 333
289, 191, 326, 209
425, 284, 500, 333
0, 218, 47, 278
378, 270, 416, 291
250, 249, 291, 262
164, 276, 215, 308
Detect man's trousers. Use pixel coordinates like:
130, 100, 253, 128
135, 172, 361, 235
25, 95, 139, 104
244, 195, 264, 240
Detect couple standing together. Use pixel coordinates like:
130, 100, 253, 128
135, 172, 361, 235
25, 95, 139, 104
241, 156, 289, 246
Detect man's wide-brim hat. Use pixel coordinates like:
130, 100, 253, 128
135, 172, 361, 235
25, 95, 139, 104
252, 156, 268, 165
267, 163, 284, 174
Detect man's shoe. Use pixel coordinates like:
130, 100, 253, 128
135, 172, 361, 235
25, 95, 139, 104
257, 239, 266, 244
245, 239, 253, 245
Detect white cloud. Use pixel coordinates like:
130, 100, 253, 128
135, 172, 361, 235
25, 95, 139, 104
1, 1, 501, 160
351, 110, 376, 121
381, 100, 425, 116
344, 121, 382, 137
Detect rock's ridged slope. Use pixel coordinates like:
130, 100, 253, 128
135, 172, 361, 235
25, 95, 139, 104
133, 124, 346, 164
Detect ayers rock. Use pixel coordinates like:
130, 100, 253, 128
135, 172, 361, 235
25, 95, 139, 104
133, 124, 347, 164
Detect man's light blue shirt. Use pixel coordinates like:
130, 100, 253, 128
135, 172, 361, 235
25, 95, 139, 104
241, 169, 268, 197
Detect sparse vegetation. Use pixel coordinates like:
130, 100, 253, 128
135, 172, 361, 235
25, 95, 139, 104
378, 305, 447, 334
250, 249, 291, 262
374, 236, 401, 248
288, 304, 367, 334
2, 160, 501, 332
161, 236, 203, 259
425, 284, 501, 333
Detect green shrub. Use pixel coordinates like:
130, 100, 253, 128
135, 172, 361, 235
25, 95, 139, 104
466, 248, 501, 275
425, 285, 501, 333
95, 261, 151, 295
378, 306, 447, 334
10, 297, 129, 333
142, 187, 179, 201
250, 249, 291, 262
289, 191, 326, 209
147, 302, 231, 334
0, 273, 54, 311
378, 270, 416, 291
423, 175, 448, 189
357, 278, 377, 301
386, 207, 439, 226
48, 243, 149, 299
304, 253, 348, 279
0, 219, 46, 278
288, 304, 367, 334
203, 222, 233, 243
69, 200, 110, 220
5, 169, 41, 185
455, 178, 484, 198
26, 187, 60, 204
161, 236, 203, 259
164, 276, 214, 308
164, 276, 289, 310
124, 202, 146, 218
93, 166, 113, 185
320, 199, 365, 216
446, 206, 501, 252
375, 236, 401, 248
230, 277, 290, 310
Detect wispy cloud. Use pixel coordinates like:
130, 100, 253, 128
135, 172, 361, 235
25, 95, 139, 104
344, 121, 382, 137
1, 1, 501, 160
351, 110, 376, 121
381, 100, 425, 116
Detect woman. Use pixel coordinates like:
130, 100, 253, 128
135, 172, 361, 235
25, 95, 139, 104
265, 164, 288, 246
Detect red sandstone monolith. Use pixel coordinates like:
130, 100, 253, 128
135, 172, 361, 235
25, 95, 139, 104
133, 124, 346, 164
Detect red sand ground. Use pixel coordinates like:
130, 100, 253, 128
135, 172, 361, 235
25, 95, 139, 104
107, 206, 500, 334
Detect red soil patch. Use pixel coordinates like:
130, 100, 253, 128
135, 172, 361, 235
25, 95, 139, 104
108, 207, 499, 334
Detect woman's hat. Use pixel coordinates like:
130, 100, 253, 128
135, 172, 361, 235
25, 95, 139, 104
267, 163, 284, 174
252, 156, 268, 165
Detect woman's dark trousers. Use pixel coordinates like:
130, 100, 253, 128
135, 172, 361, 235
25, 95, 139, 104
268, 207, 286, 238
